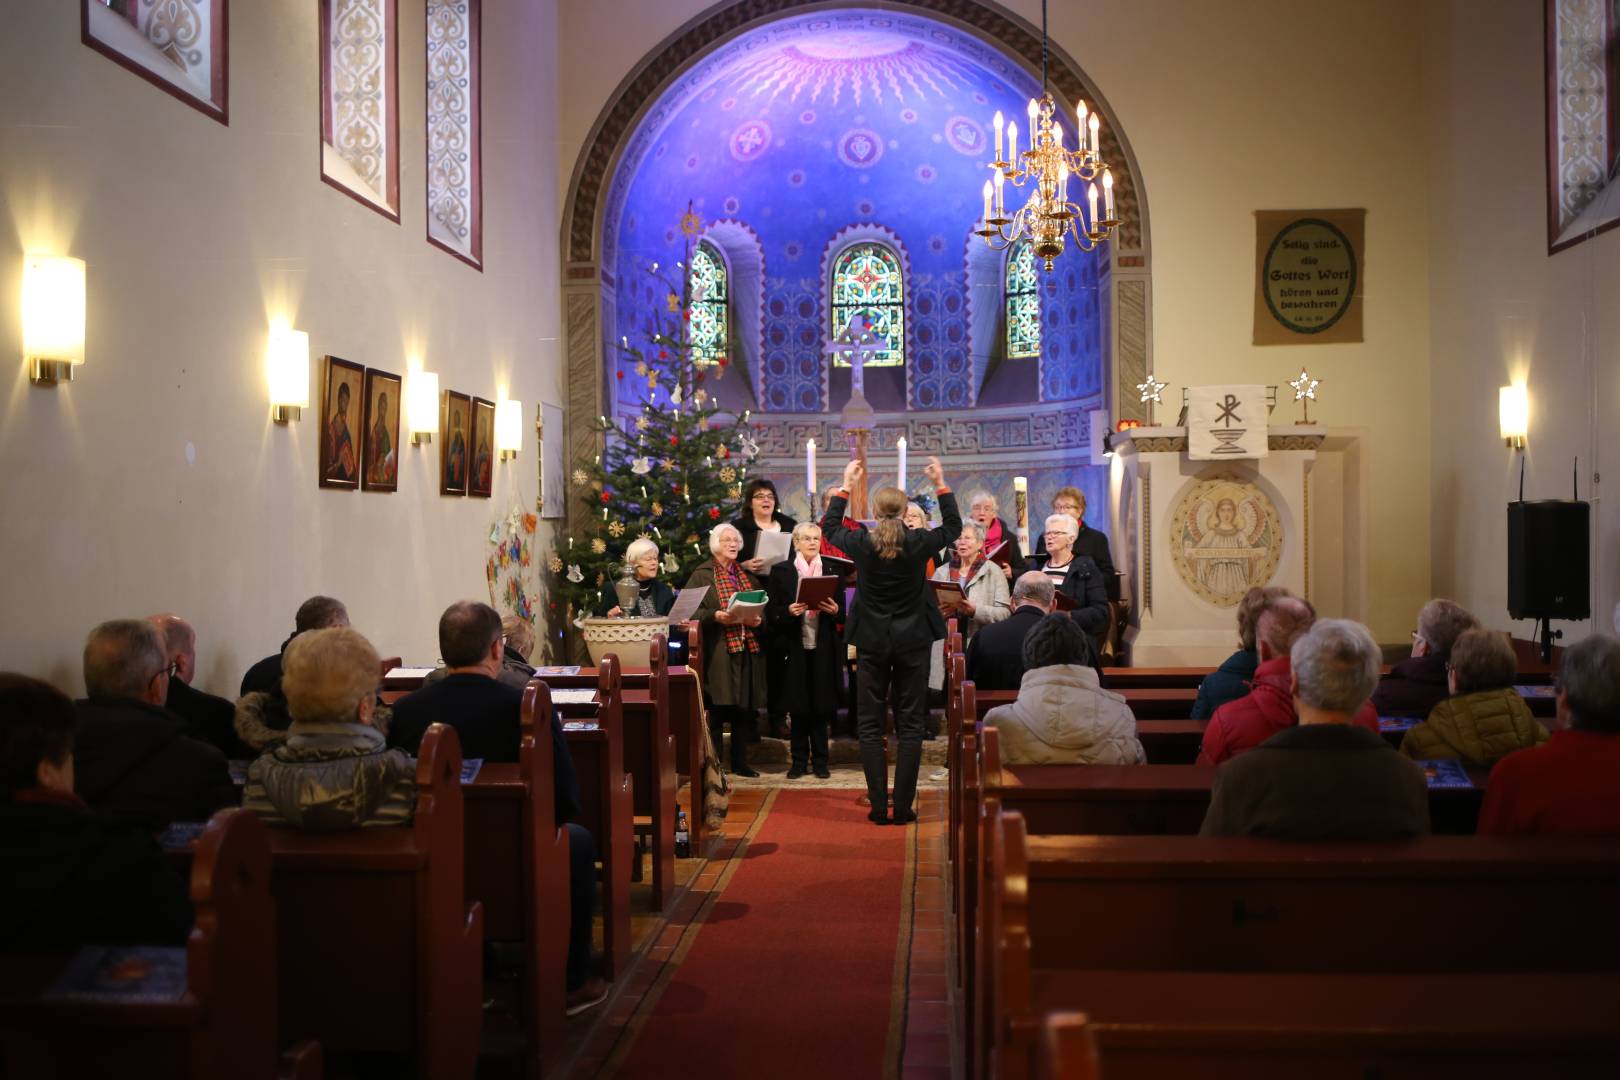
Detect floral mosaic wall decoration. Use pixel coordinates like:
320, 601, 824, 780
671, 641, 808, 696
82, 0, 228, 123
320, 0, 399, 221
426, 0, 481, 267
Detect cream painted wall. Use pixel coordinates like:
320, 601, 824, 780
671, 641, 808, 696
558, 0, 1432, 639
0, 0, 565, 696
1423, 0, 1620, 643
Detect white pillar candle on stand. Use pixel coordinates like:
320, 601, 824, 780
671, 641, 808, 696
1013, 475, 1029, 552
806, 438, 817, 512
896, 436, 907, 492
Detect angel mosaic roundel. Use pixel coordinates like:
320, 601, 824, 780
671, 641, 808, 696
1168, 478, 1283, 608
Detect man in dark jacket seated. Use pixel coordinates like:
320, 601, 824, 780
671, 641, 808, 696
236, 595, 351, 753
1191, 586, 1295, 720
966, 572, 1056, 691
1371, 598, 1477, 719
390, 601, 609, 1013
0, 673, 192, 950
150, 613, 244, 758
1200, 619, 1430, 840
74, 620, 238, 830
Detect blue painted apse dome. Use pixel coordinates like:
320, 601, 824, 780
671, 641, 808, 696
605, 10, 1107, 419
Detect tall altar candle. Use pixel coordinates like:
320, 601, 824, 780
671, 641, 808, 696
806, 438, 817, 513
1012, 475, 1029, 551
896, 436, 907, 493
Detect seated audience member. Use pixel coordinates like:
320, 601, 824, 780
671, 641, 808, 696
74, 619, 237, 829
390, 601, 524, 762
0, 674, 193, 951
424, 613, 539, 691
965, 572, 1056, 691
150, 612, 244, 758
1400, 628, 1548, 767
392, 600, 606, 1012
1478, 634, 1620, 835
242, 627, 415, 831
1201, 619, 1429, 840
1036, 513, 1109, 636
236, 595, 350, 752
1191, 586, 1292, 720
1372, 598, 1478, 719
983, 614, 1144, 765
1198, 598, 1379, 765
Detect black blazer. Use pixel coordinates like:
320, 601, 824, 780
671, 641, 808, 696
732, 510, 798, 564
964, 604, 1046, 692
1034, 523, 1115, 580
1052, 555, 1110, 635
822, 490, 962, 652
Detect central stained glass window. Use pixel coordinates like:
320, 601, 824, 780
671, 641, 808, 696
688, 240, 728, 365
830, 242, 904, 366
1006, 240, 1040, 359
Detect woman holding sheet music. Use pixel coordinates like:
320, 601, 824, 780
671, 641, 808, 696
734, 478, 797, 738
1039, 514, 1110, 636
766, 522, 845, 779
685, 523, 768, 777
928, 521, 1010, 692
823, 455, 961, 825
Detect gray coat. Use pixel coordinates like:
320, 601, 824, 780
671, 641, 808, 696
685, 560, 769, 709
243, 720, 416, 831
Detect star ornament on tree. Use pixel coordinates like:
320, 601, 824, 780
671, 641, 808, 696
1290, 368, 1323, 423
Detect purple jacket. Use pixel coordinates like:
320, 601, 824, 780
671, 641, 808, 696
1370, 652, 1450, 720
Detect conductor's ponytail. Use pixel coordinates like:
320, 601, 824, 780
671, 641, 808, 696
870, 487, 909, 560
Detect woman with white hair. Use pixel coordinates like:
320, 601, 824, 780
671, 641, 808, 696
929, 519, 1010, 691
966, 489, 1026, 581
1039, 513, 1110, 635
683, 523, 767, 777
766, 521, 844, 778
595, 537, 677, 618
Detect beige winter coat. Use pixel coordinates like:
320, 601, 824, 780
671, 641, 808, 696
983, 664, 1145, 765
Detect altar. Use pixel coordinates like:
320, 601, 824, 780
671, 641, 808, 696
1107, 424, 1368, 666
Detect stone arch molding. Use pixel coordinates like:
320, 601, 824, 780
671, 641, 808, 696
559, 0, 1156, 519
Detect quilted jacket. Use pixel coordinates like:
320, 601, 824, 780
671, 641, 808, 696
243, 720, 415, 831
1399, 688, 1548, 768
983, 664, 1145, 765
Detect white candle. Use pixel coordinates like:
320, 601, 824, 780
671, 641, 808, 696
993, 110, 1004, 161
994, 169, 1005, 217
1012, 476, 1029, 551
1089, 112, 1100, 155
1008, 121, 1018, 167
1027, 97, 1039, 123
1088, 182, 1099, 233
806, 438, 817, 507
982, 179, 992, 224
1076, 99, 1088, 142
1103, 168, 1115, 220
1059, 162, 1070, 205
896, 436, 908, 492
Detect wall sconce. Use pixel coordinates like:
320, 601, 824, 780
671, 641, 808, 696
496, 398, 523, 460
267, 327, 310, 423
407, 370, 439, 444
23, 255, 86, 385
1499, 384, 1528, 449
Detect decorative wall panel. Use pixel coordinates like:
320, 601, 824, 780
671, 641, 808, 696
82, 0, 229, 123
320, 0, 400, 221
426, 0, 481, 267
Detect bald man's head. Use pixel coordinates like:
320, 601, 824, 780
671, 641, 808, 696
148, 614, 197, 684
1255, 597, 1316, 662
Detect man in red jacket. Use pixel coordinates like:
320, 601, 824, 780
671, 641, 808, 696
1479, 634, 1620, 835
1198, 597, 1380, 765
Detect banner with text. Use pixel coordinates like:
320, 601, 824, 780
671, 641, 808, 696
1253, 209, 1364, 345
1188, 385, 1269, 460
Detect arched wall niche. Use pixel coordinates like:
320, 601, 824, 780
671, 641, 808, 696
560, 0, 1153, 525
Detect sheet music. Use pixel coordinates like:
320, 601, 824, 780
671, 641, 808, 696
755, 529, 793, 571
666, 585, 709, 625
549, 688, 600, 704
384, 666, 437, 679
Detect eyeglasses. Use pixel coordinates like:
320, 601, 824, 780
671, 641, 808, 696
150, 660, 178, 686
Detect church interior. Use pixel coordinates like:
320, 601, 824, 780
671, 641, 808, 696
3, 0, 1619, 1077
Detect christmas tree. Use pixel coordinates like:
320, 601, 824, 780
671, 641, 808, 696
548, 211, 756, 638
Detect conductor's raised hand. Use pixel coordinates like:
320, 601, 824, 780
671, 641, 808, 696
924, 456, 945, 487
842, 457, 864, 489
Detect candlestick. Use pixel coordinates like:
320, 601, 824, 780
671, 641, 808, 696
806, 438, 817, 514
981, 180, 992, 224
1088, 112, 1100, 155
896, 436, 907, 492
1007, 121, 1018, 168
993, 169, 1005, 217
993, 110, 1004, 161
1087, 183, 1099, 234
1103, 168, 1115, 220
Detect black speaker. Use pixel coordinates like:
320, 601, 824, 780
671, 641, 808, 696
1507, 500, 1590, 620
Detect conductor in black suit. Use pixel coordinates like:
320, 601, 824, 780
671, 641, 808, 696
965, 572, 1057, 691
822, 455, 962, 825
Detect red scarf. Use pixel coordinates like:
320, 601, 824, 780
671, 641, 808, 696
712, 559, 760, 655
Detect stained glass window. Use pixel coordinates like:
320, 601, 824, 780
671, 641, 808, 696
688, 241, 728, 365
830, 243, 905, 367
1006, 241, 1040, 359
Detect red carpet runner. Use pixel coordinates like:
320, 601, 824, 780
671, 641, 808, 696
609, 789, 914, 1078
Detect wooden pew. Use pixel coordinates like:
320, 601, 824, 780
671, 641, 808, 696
0, 810, 319, 1080
265, 724, 482, 1079
640, 635, 680, 909
1035, 1013, 1099, 1080
987, 808, 1620, 1080
564, 654, 635, 978
462, 681, 572, 1077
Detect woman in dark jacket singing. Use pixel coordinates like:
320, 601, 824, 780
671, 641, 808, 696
684, 523, 767, 778
822, 455, 961, 825
766, 521, 845, 779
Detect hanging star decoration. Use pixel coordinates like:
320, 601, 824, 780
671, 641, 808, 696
1289, 368, 1322, 424
1136, 373, 1167, 426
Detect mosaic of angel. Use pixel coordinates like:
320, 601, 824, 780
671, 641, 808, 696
1180, 492, 1272, 599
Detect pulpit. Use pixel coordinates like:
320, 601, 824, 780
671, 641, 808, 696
1106, 424, 1367, 666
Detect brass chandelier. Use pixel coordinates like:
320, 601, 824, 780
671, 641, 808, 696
975, 0, 1118, 269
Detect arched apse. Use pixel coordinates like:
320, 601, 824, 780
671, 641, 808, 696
562, 0, 1153, 523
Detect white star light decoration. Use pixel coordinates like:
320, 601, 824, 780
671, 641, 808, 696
1136, 373, 1167, 425
1289, 368, 1322, 423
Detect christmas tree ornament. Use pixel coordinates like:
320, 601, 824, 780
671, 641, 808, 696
566, 564, 584, 583
630, 456, 652, 475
